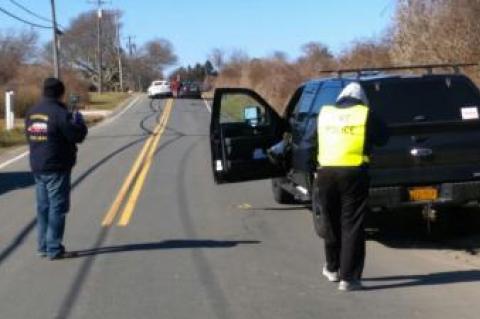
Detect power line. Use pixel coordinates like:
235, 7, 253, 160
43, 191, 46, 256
0, 6, 52, 29
9, 0, 65, 30
10, 0, 51, 24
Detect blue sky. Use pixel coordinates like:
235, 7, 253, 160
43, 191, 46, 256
0, 0, 395, 69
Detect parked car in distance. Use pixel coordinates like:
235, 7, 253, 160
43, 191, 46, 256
148, 80, 172, 98
178, 81, 202, 99
209, 63, 480, 233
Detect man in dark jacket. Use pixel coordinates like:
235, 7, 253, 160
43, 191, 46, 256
25, 77, 88, 260
316, 82, 389, 291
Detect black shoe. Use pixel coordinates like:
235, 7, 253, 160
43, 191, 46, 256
48, 251, 77, 260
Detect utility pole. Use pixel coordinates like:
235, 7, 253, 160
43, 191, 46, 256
126, 35, 136, 57
125, 35, 136, 91
97, 8, 103, 93
88, 0, 109, 93
114, 12, 123, 92
50, 0, 60, 78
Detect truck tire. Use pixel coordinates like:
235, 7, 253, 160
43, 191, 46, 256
271, 178, 295, 204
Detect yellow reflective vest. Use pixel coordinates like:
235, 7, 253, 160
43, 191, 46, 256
317, 104, 369, 167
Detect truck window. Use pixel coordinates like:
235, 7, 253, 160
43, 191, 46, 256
219, 93, 268, 124
364, 77, 480, 124
311, 83, 343, 115
293, 83, 318, 119
284, 86, 304, 118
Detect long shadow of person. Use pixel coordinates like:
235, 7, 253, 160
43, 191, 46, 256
363, 270, 480, 290
67, 239, 261, 258
0, 137, 147, 266
0, 171, 35, 196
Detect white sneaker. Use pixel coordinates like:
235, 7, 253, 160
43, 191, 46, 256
322, 265, 339, 282
338, 280, 364, 291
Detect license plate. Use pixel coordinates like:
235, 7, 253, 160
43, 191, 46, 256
409, 187, 438, 201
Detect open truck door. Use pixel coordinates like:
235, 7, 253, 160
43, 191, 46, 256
210, 88, 286, 183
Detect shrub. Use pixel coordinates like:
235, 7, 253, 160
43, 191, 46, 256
0, 127, 26, 147
1, 64, 90, 119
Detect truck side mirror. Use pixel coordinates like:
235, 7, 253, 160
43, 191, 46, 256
243, 105, 263, 127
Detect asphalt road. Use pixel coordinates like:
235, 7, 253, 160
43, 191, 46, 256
0, 96, 479, 319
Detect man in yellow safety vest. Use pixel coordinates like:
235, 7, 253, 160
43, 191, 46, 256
316, 82, 389, 291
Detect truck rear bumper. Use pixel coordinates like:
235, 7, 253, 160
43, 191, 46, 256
369, 181, 480, 209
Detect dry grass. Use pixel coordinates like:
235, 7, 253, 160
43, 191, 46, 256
0, 65, 90, 118
86, 92, 130, 110
0, 120, 25, 148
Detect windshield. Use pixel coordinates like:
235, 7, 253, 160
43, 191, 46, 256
364, 77, 480, 124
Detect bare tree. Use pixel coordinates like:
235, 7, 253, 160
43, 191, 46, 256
297, 42, 336, 77
55, 10, 122, 90
142, 38, 177, 72
391, 0, 480, 65
125, 38, 177, 90
228, 49, 249, 65
271, 51, 288, 62
0, 30, 38, 85
338, 38, 392, 69
209, 48, 225, 70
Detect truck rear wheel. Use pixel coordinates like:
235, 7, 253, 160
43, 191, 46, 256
272, 178, 295, 204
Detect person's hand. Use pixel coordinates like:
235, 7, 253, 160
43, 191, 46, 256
72, 111, 85, 125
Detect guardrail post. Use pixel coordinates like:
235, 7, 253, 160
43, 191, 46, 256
5, 91, 15, 131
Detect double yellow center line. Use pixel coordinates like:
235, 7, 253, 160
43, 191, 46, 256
102, 98, 174, 227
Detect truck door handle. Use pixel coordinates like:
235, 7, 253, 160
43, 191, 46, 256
410, 147, 433, 157
413, 115, 427, 122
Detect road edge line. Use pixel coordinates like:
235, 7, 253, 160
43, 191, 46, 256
203, 98, 212, 113
93, 95, 141, 129
0, 150, 29, 170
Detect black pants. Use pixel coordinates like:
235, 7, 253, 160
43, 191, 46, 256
316, 168, 369, 281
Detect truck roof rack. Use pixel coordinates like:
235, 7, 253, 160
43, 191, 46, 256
319, 63, 478, 78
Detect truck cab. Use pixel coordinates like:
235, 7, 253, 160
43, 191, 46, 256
210, 64, 480, 233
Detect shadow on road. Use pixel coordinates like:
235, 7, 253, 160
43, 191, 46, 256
0, 171, 35, 196
363, 270, 480, 290
68, 239, 261, 258
366, 207, 480, 254
0, 137, 146, 267
246, 206, 310, 212
55, 136, 207, 319
87, 134, 147, 140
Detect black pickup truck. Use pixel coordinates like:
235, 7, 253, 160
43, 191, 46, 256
209, 65, 480, 232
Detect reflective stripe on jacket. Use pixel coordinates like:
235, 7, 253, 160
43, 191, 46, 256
317, 104, 369, 167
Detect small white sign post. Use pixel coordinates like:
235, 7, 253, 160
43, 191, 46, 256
5, 91, 15, 131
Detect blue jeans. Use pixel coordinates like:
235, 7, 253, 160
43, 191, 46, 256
34, 172, 71, 257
